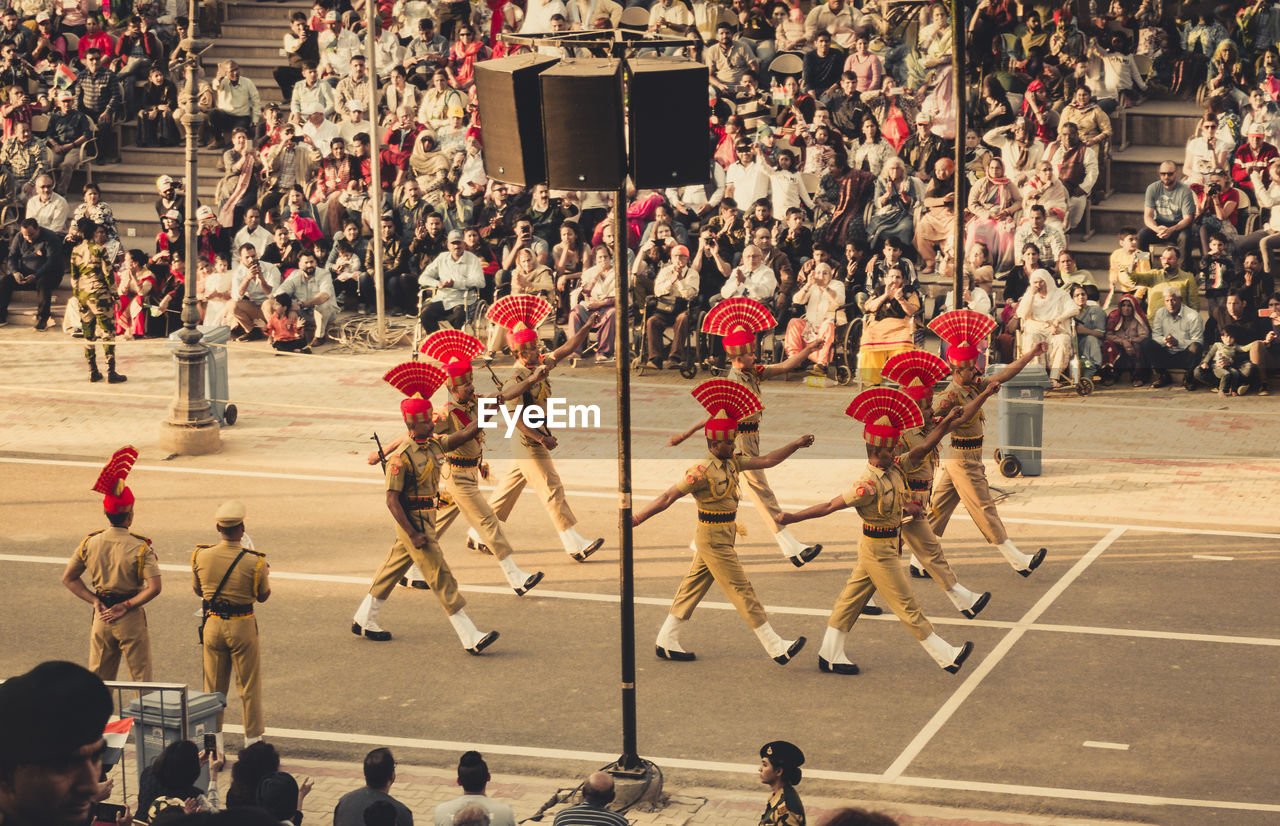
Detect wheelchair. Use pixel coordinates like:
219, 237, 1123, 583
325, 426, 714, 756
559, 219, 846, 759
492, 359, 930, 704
632, 295, 703, 379
413, 285, 490, 354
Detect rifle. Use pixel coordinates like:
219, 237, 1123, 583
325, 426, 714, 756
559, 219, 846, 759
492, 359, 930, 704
371, 432, 387, 473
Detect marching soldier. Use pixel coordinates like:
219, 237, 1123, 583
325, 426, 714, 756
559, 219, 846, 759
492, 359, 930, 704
882, 351, 995, 618
62, 446, 160, 682
193, 500, 270, 746
352, 333, 544, 641
927, 310, 1049, 576
635, 379, 811, 665
69, 219, 126, 383
669, 297, 826, 568
364, 361, 498, 653
778, 388, 975, 675
472, 295, 604, 562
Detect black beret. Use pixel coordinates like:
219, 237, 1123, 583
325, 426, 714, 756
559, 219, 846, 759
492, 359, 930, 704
0, 661, 112, 764
760, 740, 804, 769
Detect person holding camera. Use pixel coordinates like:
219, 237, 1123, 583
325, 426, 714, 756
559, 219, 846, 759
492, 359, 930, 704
644, 244, 699, 370
496, 218, 549, 299
1194, 169, 1241, 256
230, 242, 282, 341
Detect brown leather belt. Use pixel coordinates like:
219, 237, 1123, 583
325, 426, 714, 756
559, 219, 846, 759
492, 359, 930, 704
698, 510, 737, 524
405, 496, 438, 510
203, 601, 253, 619
96, 591, 137, 608
907, 479, 930, 491
447, 456, 480, 468
863, 524, 900, 538
951, 436, 983, 450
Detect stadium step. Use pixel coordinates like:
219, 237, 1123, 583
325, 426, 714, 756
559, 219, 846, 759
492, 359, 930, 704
206, 38, 292, 61
1109, 144, 1177, 193
1121, 100, 1203, 147
1084, 192, 1146, 238
222, 0, 310, 23
98, 180, 219, 205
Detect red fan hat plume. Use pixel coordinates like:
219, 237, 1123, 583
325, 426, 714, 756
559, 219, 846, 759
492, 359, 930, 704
845, 388, 923, 447
384, 362, 448, 423
701, 297, 776, 356
928, 310, 996, 367
92, 446, 139, 514
421, 329, 484, 386
881, 351, 950, 401
487, 295, 552, 348
692, 379, 763, 441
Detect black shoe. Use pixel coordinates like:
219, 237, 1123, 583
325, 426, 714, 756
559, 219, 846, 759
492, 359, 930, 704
466, 536, 493, 555
1017, 548, 1047, 577
789, 544, 822, 567
773, 636, 806, 665
961, 592, 991, 619
655, 645, 696, 661
0, 315, 8, 326
514, 571, 544, 596
570, 537, 604, 562
1183, 377, 1197, 391
398, 576, 430, 590
910, 563, 931, 578
818, 656, 859, 675
34, 317, 48, 331
1151, 372, 1171, 388
944, 641, 974, 674
860, 602, 883, 616
351, 622, 391, 642
89, 363, 104, 382
107, 369, 127, 383
466, 630, 499, 655
246, 328, 266, 341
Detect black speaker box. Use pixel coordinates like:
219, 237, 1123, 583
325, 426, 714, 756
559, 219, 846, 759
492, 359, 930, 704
474, 53, 559, 186
540, 59, 626, 190
627, 58, 709, 189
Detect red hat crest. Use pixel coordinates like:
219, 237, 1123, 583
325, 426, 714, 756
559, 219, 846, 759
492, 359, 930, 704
92, 446, 139, 514
421, 329, 484, 385
692, 379, 763, 441
487, 295, 552, 348
928, 310, 995, 366
384, 361, 448, 423
845, 388, 923, 447
881, 351, 950, 401
702, 297, 776, 356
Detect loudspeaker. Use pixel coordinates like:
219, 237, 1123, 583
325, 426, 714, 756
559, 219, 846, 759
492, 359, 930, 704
540, 59, 626, 191
628, 58, 710, 189
474, 53, 560, 186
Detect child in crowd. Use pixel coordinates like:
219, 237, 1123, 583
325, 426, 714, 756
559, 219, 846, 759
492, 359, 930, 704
1202, 325, 1251, 396
266, 293, 310, 354
1197, 232, 1237, 314
1107, 227, 1150, 309
330, 239, 365, 311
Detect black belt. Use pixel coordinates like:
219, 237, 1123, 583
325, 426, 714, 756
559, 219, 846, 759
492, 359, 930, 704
203, 600, 254, 619
736, 422, 759, 433
863, 524, 900, 538
405, 496, 438, 510
951, 436, 983, 450
96, 591, 137, 608
446, 456, 480, 468
907, 479, 930, 491
698, 510, 737, 524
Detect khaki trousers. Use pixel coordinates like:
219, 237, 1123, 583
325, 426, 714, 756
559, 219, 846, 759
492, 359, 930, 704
827, 536, 934, 641
89, 609, 152, 682
368, 510, 467, 614
435, 464, 514, 559
231, 298, 267, 332
929, 453, 1009, 544
202, 615, 265, 739
487, 440, 577, 532
669, 521, 768, 628
734, 429, 783, 535
901, 490, 959, 589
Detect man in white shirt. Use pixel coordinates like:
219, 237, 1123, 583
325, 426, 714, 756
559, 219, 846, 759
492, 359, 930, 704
25, 175, 70, 234
1013, 205, 1067, 266
768, 149, 814, 218
644, 244, 700, 369
318, 11, 361, 83
290, 62, 337, 122
419, 229, 485, 334
432, 751, 516, 826
273, 250, 338, 347
232, 207, 272, 256
1140, 289, 1205, 389
725, 142, 770, 208
231, 243, 282, 340
784, 261, 845, 379
804, 0, 859, 49
720, 244, 777, 302
301, 105, 340, 157
208, 60, 261, 147
337, 99, 371, 147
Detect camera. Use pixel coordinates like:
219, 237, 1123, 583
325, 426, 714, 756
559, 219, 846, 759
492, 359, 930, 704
1206, 183, 1221, 195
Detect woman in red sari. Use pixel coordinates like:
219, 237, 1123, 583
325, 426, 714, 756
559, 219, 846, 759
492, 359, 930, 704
447, 25, 489, 90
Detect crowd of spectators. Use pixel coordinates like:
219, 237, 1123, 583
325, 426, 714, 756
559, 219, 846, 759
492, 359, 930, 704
0, 0, 1276, 392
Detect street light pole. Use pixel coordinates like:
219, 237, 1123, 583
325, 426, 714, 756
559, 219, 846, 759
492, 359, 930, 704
161, 0, 220, 455
952, 0, 966, 303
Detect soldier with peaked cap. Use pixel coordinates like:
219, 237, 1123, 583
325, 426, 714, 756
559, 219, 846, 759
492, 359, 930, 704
882, 351, 995, 619
193, 499, 271, 746
758, 740, 805, 826
472, 295, 605, 562
927, 310, 1049, 576
778, 388, 976, 675
670, 297, 827, 569
353, 333, 545, 641
62, 446, 161, 682
357, 361, 499, 654
635, 379, 812, 665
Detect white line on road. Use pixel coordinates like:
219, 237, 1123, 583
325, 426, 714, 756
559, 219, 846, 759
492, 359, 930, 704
1192, 554, 1234, 561
881, 528, 1127, 782
1082, 741, 1131, 750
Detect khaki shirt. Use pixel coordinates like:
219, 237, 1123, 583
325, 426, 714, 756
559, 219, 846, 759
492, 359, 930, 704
192, 540, 268, 604
676, 453, 743, 511
841, 462, 907, 528
386, 437, 444, 499
434, 398, 482, 460
896, 425, 937, 487
73, 527, 159, 596
726, 363, 765, 424
501, 357, 556, 448
933, 378, 985, 441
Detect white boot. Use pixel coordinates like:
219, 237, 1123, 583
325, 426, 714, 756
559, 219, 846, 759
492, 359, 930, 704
754, 622, 805, 664
655, 614, 694, 660
817, 626, 858, 674
689, 538, 698, 552
559, 526, 602, 561
775, 528, 822, 566
994, 540, 1046, 576
448, 609, 498, 653
352, 595, 391, 641
920, 632, 973, 673
945, 583, 991, 619
214, 732, 225, 756
498, 556, 542, 595
243, 734, 262, 746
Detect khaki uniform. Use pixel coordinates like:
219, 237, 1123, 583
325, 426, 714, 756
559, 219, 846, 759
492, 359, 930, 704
669, 453, 768, 628
726, 364, 783, 535
827, 462, 934, 641
897, 424, 958, 589
369, 437, 467, 614
192, 540, 270, 739
72, 527, 159, 681
487, 358, 578, 531
928, 377, 1008, 544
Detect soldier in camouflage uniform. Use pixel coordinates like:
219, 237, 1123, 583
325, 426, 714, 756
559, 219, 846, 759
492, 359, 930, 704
70, 218, 126, 383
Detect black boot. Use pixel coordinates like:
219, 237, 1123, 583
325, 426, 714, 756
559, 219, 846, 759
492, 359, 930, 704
107, 358, 127, 383
88, 357, 103, 382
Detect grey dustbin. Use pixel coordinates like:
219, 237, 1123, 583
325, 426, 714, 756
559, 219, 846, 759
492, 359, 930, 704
122, 690, 226, 790
165, 325, 236, 425
990, 363, 1053, 477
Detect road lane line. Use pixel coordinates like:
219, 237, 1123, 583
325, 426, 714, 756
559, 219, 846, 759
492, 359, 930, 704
881, 528, 1127, 782
1082, 741, 1130, 750
1191, 554, 1234, 561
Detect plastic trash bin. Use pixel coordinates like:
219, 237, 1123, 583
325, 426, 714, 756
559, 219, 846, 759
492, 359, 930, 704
165, 325, 236, 425
122, 690, 225, 790
990, 363, 1053, 477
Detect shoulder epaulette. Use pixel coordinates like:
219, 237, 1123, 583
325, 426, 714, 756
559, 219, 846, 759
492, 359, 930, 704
129, 532, 153, 545
84, 527, 107, 538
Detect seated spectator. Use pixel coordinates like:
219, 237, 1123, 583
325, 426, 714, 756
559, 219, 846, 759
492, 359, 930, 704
273, 250, 337, 348
1242, 159, 1280, 266
136, 738, 223, 821
1019, 160, 1070, 229
1199, 232, 1238, 314
207, 61, 260, 149
230, 243, 282, 341
1261, 292, 1280, 390
419, 229, 484, 334
1196, 325, 1255, 396
913, 157, 954, 275
1140, 289, 1204, 389
1240, 89, 1279, 146
275, 12, 320, 103
982, 119, 1043, 187
858, 266, 920, 383
865, 157, 921, 254
785, 261, 845, 380
1231, 127, 1277, 202
707, 23, 758, 95
26, 174, 71, 234
115, 246, 155, 339
642, 244, 698, 370
334, 749, 415, 826
719, 243, 776, 303
1102, 293, 1150, 386
843, 33, 883, 102
1193, 169, 1241, 255
137, 65, 180, 148
318, 11, 361, 84
1013, 205, 1066, 268
1017, 79, 1057, 144
966, 157, 1022, 270
445, 23, 487, 90
263, 124, 322, 219
850, 116, 896, 177
291, 63, 336, 123
566, 246, 616, 363
552, 773, 627, 826
1017, 269, 1079, 385
1139, 161, 1196, 253
0, 217, 64, 329
73, 47, 120, 164
1107, 227, 1151, 308
258, 771, 307, 824
942, 269, 995, 324
1183, 116, 1232, 190
1085, 33, 1146, 112
432, 751, 514, 826
1201, 289, 1269, 389
370, 214, 413, 313
1041, 122, 1097, 231
1057, 250, 1099, 292
1130, 245, 1199, 318
44, 90, 93, 195
199, 255, 235, 327
0, 119, 47, 204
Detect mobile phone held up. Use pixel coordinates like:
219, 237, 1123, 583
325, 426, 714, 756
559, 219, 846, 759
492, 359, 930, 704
204, 732, 217, 758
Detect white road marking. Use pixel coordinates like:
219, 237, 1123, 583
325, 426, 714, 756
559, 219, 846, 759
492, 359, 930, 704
1082, 741, 1131, 750
1191, 554, 1234, 561
881, 528, 1127, 782
217, 724, 1280, 813
5, 456, 1280, 540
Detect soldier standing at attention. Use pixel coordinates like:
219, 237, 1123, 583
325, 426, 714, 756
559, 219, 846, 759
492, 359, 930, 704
193, 500, 270, 747
69, 219, 126, 383
62, 446, 160, 681
778, 388, 975, 675
758, 741, 806, 826
635, 379, 812, 665
881, 351, 995, 618
927, 310, 1049, 576
669, 297, 827, 569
